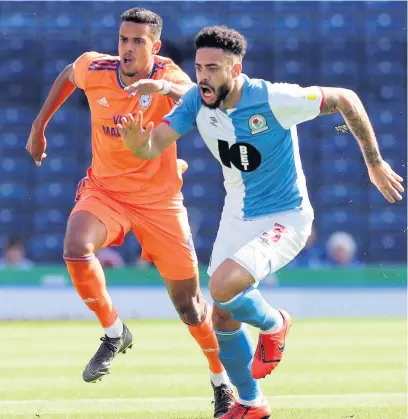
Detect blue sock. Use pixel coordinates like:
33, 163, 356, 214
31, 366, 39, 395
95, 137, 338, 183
215, 286, 279, 331
215, 326, 261, 402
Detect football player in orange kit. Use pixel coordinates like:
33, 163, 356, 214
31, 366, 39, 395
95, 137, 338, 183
26, 8, 234, 416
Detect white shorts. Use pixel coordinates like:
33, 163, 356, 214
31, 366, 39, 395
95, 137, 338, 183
207, 207, 314, 282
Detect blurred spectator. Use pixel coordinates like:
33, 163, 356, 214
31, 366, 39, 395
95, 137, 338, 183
325, 231, 362, 267
96, 248, 125, 269
0, 237, 34, 270
287, 225, 325, 268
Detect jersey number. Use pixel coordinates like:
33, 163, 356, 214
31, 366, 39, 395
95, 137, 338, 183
218, 140, 261, 172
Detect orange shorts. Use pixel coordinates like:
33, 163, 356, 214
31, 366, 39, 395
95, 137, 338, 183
71, 177, 198, 281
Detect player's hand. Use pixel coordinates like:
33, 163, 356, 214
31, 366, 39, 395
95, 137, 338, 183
117, 111, 154, 154
368, 160, 404, 203
25, 123, 47, 166
125, 79, 164, 97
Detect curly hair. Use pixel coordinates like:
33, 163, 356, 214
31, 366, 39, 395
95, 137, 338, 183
120, 8, 162, 41
195, 26, 247, 60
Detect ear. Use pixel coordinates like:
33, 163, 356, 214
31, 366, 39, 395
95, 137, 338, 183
232, 61, 242, 79
152, 40, 162, 55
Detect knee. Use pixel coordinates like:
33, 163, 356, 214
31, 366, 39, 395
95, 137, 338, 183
63, 233, 95, 258
209, 270, 239, 303
172, 290, 203, 324
212, 305, 234, 330
209, 275, 228, 303
209, 260, 255, 303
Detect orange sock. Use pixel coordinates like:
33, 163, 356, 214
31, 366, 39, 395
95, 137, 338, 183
64, 254, 118, 327
187, 304, 224, 374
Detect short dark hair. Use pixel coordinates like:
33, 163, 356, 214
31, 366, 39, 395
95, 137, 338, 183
120, 8, 162, 41
195, 26, 247, 60
7, 237, 22, 249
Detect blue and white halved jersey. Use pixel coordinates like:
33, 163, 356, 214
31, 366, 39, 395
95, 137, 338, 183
164, 75, 324, 220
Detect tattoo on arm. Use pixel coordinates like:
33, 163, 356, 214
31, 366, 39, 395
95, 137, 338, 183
319, 88, 382, 167
319, 93, 339, 115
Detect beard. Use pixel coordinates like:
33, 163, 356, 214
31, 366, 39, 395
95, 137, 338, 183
200, 81, 232, 109
121, 69, 137, 78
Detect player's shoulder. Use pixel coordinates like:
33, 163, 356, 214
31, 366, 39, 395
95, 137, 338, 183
264, 81, 302, 96
167, 84, 201, 117
76, 51, 119, 70
153, 55, 180, 72
241, 74, 272, 105
153, 55, 190, 82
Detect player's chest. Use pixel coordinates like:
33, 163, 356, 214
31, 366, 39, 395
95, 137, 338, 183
87, 87, 167, 126
196, 106, 276, 145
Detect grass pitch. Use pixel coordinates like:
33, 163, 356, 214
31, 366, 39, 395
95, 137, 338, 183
1, 318, 406, 418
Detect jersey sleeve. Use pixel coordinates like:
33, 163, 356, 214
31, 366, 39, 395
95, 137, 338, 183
164, 68, 192, 85
72, 51, 100, 90
266, 82, 324, 129
162, 85, 201, 136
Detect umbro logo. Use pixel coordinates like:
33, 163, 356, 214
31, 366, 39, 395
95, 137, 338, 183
97, 97, 109, 108
278, 344, 285, 353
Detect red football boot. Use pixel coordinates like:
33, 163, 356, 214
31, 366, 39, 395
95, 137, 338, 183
251, 310, 292, 379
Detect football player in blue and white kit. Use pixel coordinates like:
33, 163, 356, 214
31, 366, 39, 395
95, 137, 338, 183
117, 26, 404, 419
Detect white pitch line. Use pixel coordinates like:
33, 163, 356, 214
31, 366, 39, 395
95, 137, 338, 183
0, 393, 406, 414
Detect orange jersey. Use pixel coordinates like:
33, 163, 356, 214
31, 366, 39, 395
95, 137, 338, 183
72, 51, 191, 204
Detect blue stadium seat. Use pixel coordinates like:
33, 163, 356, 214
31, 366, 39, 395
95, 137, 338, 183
178, 13, 223, 38
1, 82, 41, 104
320, 208, 364, 232
367, 230, 407, 262
0, 157, 33, 182
90, 36, 117, 55
43, 58, 72, 82
321, 158, 364, 182
367, 59, 405, 78
0, 183, 30, 204
43, 39, 85, 59
365, 3, 406, 36
365, 36, 405, 60
28, 234, 64, 261
0, 208, 29, 235
34, 208, 69, 233
35, 155, 77, 182
319, 5, 362, 37
0, 59, 38, 82
0, 106, 37, 127
0, 12, 38, 34
34, 183, 76, 206
45, 108, 80, 133
0, 128, 27, 152
317, 184, 363, 208
369, 208, 406, 231
0, 37, 42, 58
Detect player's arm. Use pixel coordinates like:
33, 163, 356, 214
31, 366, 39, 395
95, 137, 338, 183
125, 79, 194, 102
25, 64, 76, 165
318, 87, 404, 203
118, 112, 181, 160
119, 85, 200, 160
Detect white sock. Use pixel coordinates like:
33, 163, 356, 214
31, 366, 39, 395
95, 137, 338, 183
260, 309, 284, 334
210, 370, 230, 387
104, 317, 124, 338
238, 396, 265, 407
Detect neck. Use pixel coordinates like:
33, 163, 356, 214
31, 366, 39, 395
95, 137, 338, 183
119, 59, 154, 87
220, 75, 244, 110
